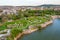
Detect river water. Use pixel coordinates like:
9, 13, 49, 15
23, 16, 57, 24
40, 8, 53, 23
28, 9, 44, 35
18, 19, 60, 40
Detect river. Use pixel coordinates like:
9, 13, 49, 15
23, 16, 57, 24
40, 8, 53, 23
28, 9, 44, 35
18, 19, 60, 40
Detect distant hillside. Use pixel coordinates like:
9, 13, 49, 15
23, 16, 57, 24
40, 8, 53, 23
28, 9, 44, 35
0, 4, 60, 10
39, 4, 60, 7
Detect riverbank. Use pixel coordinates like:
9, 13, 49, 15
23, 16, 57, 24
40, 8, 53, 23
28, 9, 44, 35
14, 28, 38, 40
51, 15, 60, 19
10, 15, 60, 40
41, 20, 53, 28
0, 16, 50, 40
14, 20, 53, 40
19, 18, 60, 40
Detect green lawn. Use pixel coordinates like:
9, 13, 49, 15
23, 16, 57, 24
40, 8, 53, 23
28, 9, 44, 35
0, 16, 51, 40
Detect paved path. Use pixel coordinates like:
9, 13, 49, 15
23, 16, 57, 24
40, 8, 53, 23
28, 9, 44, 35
0, 29, 11, 40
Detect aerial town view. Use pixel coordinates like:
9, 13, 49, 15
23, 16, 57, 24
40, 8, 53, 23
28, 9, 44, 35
0, 0, 60, 40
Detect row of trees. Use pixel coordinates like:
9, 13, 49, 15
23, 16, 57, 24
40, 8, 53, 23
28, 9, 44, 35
0, 9, 60, 23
